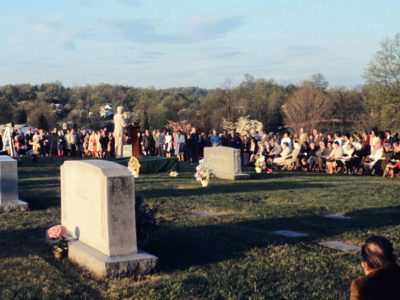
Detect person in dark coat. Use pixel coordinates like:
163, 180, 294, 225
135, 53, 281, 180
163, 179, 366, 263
187, 127, 199, 163
49, 128, 58, 157
350, 235, 400, 300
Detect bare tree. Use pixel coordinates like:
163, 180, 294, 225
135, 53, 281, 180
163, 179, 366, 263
221, 79, 233, 122
283, 83, 332, 132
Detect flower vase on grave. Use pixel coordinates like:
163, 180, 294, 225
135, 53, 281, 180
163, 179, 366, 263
255, 167, 262, 173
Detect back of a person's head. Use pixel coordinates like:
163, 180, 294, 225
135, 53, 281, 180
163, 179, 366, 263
361, 235, 396, 270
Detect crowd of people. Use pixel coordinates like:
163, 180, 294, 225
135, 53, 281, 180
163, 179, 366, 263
0, 127, 116, 159
1, 125, 399, 177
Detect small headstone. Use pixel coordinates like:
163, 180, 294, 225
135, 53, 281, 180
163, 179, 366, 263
61, 160, 157, 278
204, 146, 249, 180
319, 241, 360, 252
273, 230, 309, 238
323, 214, 352, 220
191, 211, 211, 217
0, 156, 28, 213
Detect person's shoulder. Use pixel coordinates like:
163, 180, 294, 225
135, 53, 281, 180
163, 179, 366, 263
350, 276, 365, 299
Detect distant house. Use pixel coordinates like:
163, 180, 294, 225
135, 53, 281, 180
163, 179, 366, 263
51, 103, 63, 114
100, 104, 113, 119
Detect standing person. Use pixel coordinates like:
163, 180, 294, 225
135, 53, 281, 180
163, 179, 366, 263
96, 131, 102, 158
49, 128, 58, 157
158, 130, 166, 157
165, 131, 173, 158
150, 130, 156, 156
188, 127, 199, 163
32, 130, 41, 155
154, 130, 161, 156
25, 128, 33, 151
210, 129, 221, 147
83, 131, 90, 157
107, 132, 115, 159
232, 131, 243, 149
220, 130, 229, 146
142, 129, 151, 156
65, 129, 72, 156
350, 236, 400, 300
227, 129, 235, 147
57, 130, 65, 157
176, 131, 186, 161
88, 131, 96, 158
199, 131, 207, 158
242, 134, 251, 166
70, 128, 77, 156
100, 130, 109, 158
76, 128, 83, 157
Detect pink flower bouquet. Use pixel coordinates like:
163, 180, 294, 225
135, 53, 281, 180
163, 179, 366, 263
47, 225, 67, 239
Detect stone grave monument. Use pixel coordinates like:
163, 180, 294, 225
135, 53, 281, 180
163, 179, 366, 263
0, 156, 28, 212
204, 146, 249, 180
61, 160, 157, 278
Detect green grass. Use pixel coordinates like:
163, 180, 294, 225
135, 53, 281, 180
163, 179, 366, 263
1, 158, 400, 299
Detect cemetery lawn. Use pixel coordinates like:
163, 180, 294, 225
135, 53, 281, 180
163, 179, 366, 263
1, 158, 400, 299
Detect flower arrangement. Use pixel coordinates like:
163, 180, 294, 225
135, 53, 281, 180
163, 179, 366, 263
255, 155, 266, 173
169, 171, 179, 177
47, 225, 68, 260
195, 159, 215, 187
222, 116, 264, 136
128, 156, 141, 178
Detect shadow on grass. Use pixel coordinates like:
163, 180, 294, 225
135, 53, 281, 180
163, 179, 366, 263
145, 205, 400, 273
0, 226, 103, 298
142, 181, 329, 198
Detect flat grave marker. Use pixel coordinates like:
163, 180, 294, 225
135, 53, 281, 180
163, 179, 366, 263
319, 240, 360, 252
323, 214, 352, 220
272, 230, 309, 238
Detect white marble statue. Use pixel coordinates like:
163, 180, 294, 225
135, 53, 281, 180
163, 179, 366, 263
113, 106, 127, 158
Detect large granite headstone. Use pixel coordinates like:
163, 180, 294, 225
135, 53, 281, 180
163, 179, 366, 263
204, 146, 249, 180
61, 160, 157, 278
0, 156, 28, 213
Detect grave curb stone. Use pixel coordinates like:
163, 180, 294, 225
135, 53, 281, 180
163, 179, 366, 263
68, 240, 158, 278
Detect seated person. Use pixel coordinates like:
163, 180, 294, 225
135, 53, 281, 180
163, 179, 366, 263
363, 142, 384, 175
269, 140, 282, 159
303, 142, 318, 171
342, 143, 355, 174
273, 142, 291, 166
383, 142, 400, 178
315, 141, 329, 172
350, 235, 400, 300
325, 141, 344, 174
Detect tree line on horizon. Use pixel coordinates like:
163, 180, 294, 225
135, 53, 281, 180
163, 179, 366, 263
1, 33, 399, 133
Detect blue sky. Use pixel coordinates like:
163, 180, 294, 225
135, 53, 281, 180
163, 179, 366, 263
0, 0, 399, 88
